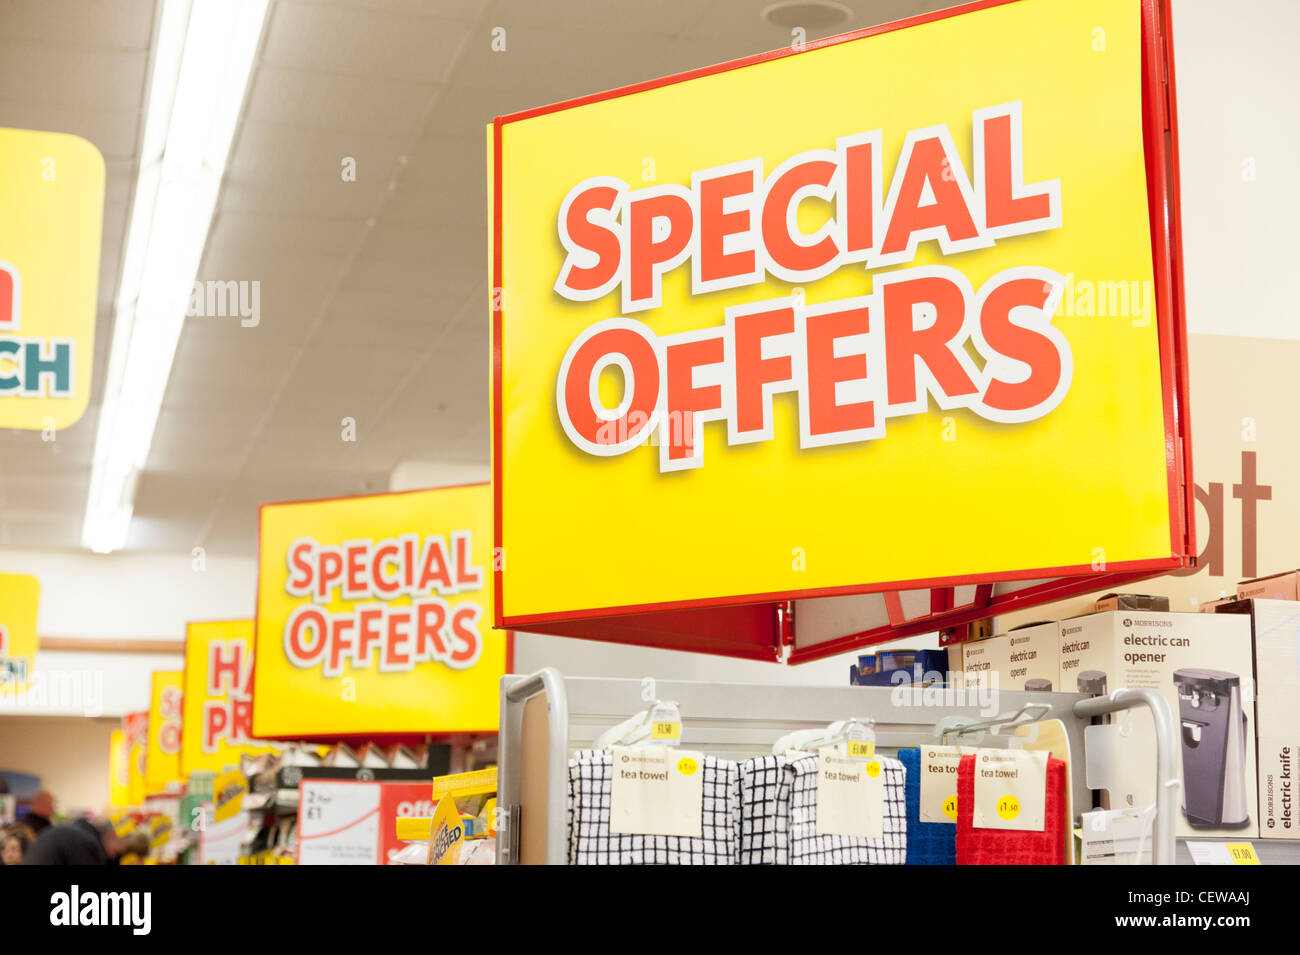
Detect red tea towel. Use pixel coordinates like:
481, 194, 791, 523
955, 753, 1066, 865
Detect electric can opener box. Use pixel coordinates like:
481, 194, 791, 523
960, 623, 1058, 691
1058, 611, 1257, 838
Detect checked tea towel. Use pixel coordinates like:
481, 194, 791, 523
740, 753, 907, 864
567, 749, 740, 865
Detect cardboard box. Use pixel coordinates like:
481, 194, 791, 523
1004, 622, 1061, 691
1058, 611, 1257, 838
958, 624, 1058, 691
1237, 570, 1300, 601
961, 636, 1006, 687
1215, 598, 1300, 839
1197, 596, 1237, 613
1094, 593, 1171, 612
1258, 742, 1298, 839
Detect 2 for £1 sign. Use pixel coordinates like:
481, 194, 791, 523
253, 484, 505, 738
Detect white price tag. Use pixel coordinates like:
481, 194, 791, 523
609, 746, 703, 837
919, 745, 965, 824
815, 748, 883, 839
972, 749, 1047, 831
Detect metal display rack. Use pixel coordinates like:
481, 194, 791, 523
497, 668, 1182, 865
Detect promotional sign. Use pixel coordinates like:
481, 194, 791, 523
212, 767, 247, 824
145, 671, 183, 794
198, 808, 246, 866
382, 782, 439, 864
122, 710, 148, 806
426, 792, 464, 866
0, 128, 104, 429
253, 484, 507, 738
180, 620, 278, 775
0, 573, 39, 690
491, 0, 1193, 651
296, 779, 381, 865
108, 729, 131, 808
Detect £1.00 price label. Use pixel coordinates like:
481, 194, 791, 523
651, 721, 681, 740
1227, 843, 1261, 866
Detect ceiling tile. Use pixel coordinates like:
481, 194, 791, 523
262, 2, 474, 83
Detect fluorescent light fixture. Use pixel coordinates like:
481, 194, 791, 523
82, 0, 269, 554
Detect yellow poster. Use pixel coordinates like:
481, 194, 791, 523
0, 128, 104, 428
213, 767, 248, 824
0, 573, 39, 692
146, 670, 184, 794
492, 0, 1181, 624
427, 793, 464, 866
253, 484, 505, 738
181, 620, 278, 775
108, 729, 131, 808
122, 710, 148, 807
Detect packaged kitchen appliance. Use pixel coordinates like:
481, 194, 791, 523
1058, 611, 1257, 838
958, 623, 1058, 691
1214, 598, 1300, 839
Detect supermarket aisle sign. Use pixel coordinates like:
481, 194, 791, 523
491, 0, 1193, 626
0, 128, 104, 429
122, 710, 148, 806
180, 620, 279, 775
296, 780, 435, 865
108, 729, 130, 808
0, 573, 39, 691
252, 484, 506, 738
145, 671, 184, 795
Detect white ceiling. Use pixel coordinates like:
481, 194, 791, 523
0, 0, 946, 555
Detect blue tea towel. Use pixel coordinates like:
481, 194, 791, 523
899, 747, 956, 865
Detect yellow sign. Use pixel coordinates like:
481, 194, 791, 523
180, 620, 278, 775
146, 671, 184, 794
492, 0, 1181, 624
122, 710, 148, 807
942, 795, 959, 820
253, 485, 506, 738
212, 767, 247, 824
108, 730, 131, 808
651, 720, 681, 741
1226, 842, 1261, 866
846, 740, 875, 760
149, 815, 172, 850
0, 573, 39, 691
0, 128, 104, 428
426, 793, 464, 866
997, 795, 1021, 821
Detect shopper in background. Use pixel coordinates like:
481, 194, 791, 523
22, 816, 147, 865
25, 790, 54, 835
2, 826, 34, 865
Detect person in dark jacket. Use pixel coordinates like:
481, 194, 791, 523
25, 790, 54, 835
23, 817, 146, 865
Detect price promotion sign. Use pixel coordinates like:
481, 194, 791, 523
491, 0, 1194, 659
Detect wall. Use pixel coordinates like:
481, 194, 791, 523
0, 715, 118, 814
0, 549, 257, 640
